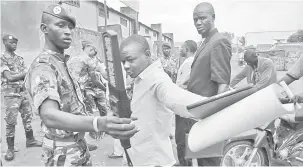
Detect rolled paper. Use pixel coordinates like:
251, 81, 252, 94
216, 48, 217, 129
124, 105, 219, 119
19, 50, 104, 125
187, 85, 256, 119
188, 83, 296, 152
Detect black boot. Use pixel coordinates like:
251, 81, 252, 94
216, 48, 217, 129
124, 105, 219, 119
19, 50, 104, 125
4, 137, 15, 161
25, 130, 42, 147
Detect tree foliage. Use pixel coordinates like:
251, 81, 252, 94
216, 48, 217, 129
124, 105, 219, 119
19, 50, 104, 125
287, 30, 303, 43
222, 32, 235, 42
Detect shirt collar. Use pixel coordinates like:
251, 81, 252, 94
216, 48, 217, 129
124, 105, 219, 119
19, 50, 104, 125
43, 49, 70, 62
3, 51, 16, 59
136, 59, 162, 81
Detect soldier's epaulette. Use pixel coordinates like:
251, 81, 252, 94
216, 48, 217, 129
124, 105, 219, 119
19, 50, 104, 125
37, 53, 51, 63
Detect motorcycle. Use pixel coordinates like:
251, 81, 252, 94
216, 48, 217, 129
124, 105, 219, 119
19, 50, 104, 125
221, 102, 303, 166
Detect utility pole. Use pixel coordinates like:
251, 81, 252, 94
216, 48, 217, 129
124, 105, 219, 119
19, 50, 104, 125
104, 0, 108, 28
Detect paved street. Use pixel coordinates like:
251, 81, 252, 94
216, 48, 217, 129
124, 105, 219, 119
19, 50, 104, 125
1, 55, 303, 166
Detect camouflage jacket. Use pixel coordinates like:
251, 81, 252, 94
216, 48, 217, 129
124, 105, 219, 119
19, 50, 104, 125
24, 49, 88, 139
160, 56, 178, 81
0, 51, 27, 96
67, 54, 105, 97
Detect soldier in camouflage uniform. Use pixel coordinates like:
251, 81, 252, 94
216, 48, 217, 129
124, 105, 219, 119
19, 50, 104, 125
161, 42, 178, 83
68, 40, 108, 117
161, 42, 178, 140
1, 34, 42, 161
24, 5, 138, 166
68, 40, 109, 146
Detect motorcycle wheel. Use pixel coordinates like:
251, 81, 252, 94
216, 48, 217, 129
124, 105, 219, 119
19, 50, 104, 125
221, 140, 268, 167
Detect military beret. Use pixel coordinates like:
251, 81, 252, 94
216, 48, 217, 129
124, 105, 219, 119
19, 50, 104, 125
43, 4, 76, 28
162, 42, 171, 49
82, 40, 97, 52
2, 33, 18, 42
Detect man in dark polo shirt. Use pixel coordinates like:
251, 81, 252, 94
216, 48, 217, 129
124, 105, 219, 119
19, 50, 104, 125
186, 2, 232, 166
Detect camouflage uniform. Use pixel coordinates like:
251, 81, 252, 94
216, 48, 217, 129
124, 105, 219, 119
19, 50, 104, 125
160, 56, 178, 83
68, 54, 109, 116
1, 51, 33, 137
25, 49, 92, 166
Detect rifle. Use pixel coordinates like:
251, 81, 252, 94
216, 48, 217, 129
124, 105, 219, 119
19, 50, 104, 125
101, 30, 133, 166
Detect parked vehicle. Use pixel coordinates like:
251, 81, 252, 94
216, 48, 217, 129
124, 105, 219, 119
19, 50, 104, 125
221, 104, 303, 166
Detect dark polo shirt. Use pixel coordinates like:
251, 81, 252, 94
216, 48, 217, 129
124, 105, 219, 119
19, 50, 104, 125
187, 29, 232, 97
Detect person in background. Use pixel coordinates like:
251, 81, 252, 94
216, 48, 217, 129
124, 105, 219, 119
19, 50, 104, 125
161, 42, 178, 140
68, 40, 109, 150
1, 33, 42, 162
279, 55, 303, 103
175, 40, 197, 166
161, 42, 178, 83
230, 49, 277, 90
187, 2, 232, 166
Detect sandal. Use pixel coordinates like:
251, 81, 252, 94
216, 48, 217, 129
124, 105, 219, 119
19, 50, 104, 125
108, 153, 123, 159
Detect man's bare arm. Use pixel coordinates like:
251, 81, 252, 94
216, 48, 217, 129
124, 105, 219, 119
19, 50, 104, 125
40, 99, 139, 139
3, 71, 27, 82
40, 99, 96, 132
90, 72, 106, 91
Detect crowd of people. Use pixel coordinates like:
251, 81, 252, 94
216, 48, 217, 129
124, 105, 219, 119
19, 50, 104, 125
1, 1, 303, 167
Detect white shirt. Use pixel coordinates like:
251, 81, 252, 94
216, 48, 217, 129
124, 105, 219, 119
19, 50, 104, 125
176, 56, 194, 87
128, 59, 206, 166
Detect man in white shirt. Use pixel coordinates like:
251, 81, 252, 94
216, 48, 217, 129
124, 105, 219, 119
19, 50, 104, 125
176, 40, 197, 89
119, 34, 206, 166
175, 40, 197, 166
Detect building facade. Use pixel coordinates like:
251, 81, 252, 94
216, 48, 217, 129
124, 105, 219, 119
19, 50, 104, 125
1, 0, 174, 64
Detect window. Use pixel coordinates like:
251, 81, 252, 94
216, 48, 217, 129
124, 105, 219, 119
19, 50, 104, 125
145, 28, 149, 34
138, 25, 140, 31
153, 32, 157, 37
99, 4, 109, 19
61, 0, 80, 8
120, 17, 128, 27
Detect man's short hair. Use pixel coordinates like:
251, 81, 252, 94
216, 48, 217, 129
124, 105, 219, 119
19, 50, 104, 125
120, 34, 150, 53
184, 40, 197, 53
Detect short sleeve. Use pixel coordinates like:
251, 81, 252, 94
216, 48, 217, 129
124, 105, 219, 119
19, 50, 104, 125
1, 62, 9, 75
0, 57, 9, 75
28, 63, 60, 110
287, 55, 303, 80
210, 39, 232, 84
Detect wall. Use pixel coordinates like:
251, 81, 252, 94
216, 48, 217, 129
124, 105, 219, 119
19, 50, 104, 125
65, 27, 105, 61
138, 24, 159, 54
257, 50, 302, 71
61, 0, 98, 32
98, 9, 131, 39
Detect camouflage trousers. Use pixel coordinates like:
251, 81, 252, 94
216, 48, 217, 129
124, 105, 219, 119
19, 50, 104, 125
84, 91, 109, 117
41, 137, 92, 166
4, 95, 33, 137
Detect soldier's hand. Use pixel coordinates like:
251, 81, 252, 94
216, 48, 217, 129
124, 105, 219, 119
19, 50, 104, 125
98, 116, 139, 140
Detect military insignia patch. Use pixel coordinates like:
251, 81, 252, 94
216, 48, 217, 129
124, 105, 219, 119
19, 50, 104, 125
53, 6, 61, 15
